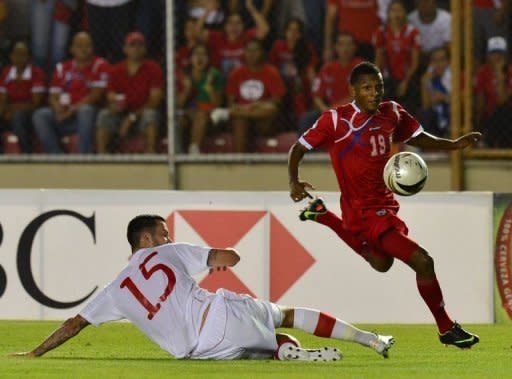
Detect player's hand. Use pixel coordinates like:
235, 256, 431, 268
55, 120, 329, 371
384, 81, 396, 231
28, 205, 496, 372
289, 180, 315, 202
454, 132, 482, 149
8, 351, 37, 358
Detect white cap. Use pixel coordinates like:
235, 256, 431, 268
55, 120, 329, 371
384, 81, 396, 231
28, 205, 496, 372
487, 36, 507, 53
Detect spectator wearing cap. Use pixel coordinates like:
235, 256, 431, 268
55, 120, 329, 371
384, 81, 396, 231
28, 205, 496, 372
474, 36, 512, 147
0, 41, 46, 153
408, 0, 451, 60
197, 0, 270, 76
33, 32, 110, 154
210, 38, 286, 152
86, 0, 136, 63
473, 0, 509, 66
96, 32, 163, 154
298, 33, 363, 135
324, 0, 380, 62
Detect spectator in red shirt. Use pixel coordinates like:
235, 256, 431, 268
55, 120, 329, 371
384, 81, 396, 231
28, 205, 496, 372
324, 0, 380, 62
176, 44, 224, 154
269, 18, 319, 123
210, 38, 286, 152
474, 36, 512, 147
0, 41, 45, 153
374, 0, 420, 104
298, 33, 363, 135
176, 18, 201, 71
197, 0, 270, 75
32, 32, 110, 154
96, 32, 164, 154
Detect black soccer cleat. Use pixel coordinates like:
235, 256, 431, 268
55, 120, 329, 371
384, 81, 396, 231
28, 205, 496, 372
299, 198, 327, 221
439, 322, 479, 349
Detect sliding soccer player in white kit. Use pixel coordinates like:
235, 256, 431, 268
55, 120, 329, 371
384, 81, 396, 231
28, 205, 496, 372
11, 215, 394, 361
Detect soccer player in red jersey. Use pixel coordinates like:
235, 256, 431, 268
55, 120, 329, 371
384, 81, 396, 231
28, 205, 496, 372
288, 62, 481, 349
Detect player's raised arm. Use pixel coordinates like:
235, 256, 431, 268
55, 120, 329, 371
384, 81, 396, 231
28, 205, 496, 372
207, 248, 240, 273
407, 130, 481, 150
288, 142, 315, 202
9, 315, 89, 358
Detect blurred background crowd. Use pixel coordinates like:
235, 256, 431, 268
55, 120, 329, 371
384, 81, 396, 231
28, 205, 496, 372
0, 0, 510, 155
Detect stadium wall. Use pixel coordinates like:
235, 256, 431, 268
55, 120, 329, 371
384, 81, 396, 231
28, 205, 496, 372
0, 190, 493, 323
0, 160, 511, 191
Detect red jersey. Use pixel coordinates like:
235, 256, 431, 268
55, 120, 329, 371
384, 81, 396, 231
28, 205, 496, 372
108, 59, 163, 111
474, 63, 512, 117
372, 24, 421, 81
328, 0, 380, 44
207, 29, 257, 74
0, 65, 46, 104
50, 57, 110, 105
312, 58, 363, 107
227, 63, 286, 105
269, 40, 319, 115
299, 101, 422, 223
176, 45, 192, 70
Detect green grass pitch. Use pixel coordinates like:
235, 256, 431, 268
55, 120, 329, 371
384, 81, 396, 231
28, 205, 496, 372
1, 321, 511, 379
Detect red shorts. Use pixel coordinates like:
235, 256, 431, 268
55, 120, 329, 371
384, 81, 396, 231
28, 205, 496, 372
340, 208, 418, 263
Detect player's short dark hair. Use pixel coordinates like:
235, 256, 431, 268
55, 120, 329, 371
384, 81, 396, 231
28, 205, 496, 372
127, 215, 166, 249
349, 62, 382, 85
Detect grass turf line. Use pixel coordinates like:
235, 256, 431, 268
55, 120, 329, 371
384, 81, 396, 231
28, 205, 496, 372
1, 321, 511, 379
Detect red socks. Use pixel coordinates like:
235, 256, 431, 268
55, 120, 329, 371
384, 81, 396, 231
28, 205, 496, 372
416, 276, 454, 333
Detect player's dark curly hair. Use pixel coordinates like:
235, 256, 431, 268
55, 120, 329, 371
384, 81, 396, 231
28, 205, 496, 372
349, 62, 382, 85
127, 215, 166, 250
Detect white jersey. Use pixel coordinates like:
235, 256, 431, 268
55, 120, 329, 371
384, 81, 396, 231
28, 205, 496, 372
408, 8, 451, 53
80, 243, 216, 358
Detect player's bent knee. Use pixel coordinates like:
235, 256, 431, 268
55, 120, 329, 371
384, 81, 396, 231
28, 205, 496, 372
409, 248, 435, 274
369, 256, 394, 272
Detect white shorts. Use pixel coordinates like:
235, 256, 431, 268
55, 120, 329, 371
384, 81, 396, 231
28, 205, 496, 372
189, 289, 283, 360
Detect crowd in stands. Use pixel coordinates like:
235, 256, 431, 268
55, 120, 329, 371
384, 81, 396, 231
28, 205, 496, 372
0, 0, 511, 154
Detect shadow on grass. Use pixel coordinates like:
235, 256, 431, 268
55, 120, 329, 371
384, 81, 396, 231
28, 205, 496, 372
43, 356, 262, 363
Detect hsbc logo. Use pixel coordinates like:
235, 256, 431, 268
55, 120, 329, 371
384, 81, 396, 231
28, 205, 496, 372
166, 210, 316, 302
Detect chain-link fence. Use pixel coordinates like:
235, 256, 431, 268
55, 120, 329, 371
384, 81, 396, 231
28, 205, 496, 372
0, 0, 511, 156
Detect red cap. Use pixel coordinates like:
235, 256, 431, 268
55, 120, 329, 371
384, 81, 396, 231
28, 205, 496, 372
125, 32, 145, 44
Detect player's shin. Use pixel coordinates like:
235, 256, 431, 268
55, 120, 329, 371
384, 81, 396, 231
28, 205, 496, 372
292, 308, 377, 347
416, 275, 454, 334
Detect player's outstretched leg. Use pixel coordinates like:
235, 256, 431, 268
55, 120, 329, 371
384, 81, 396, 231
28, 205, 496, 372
380, 230, 479, 349
281, 307, 394, 358
274, 333, 342, 362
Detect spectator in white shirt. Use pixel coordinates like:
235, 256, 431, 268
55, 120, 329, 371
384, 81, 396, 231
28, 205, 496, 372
408, 0, 451, 58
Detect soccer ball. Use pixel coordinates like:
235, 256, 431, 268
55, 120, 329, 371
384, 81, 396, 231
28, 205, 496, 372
383, 152, 428, 196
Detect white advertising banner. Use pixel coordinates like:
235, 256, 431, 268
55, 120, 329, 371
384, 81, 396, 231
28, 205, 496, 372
0, 190, 494, 323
